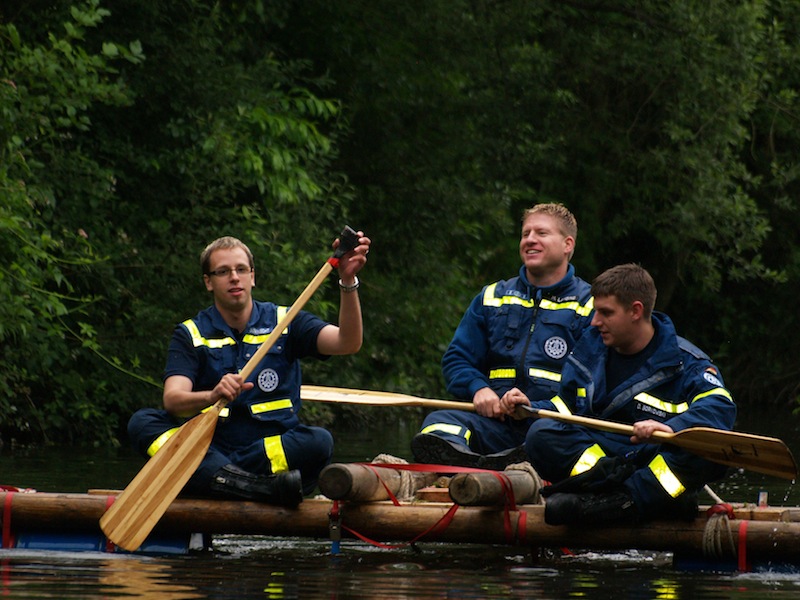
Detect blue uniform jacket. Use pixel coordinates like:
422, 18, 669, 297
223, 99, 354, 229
554, 312, 736, 433
442, 264, 593, 404
164, 300, 329, 433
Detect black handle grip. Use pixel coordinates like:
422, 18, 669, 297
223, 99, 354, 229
332, 225, 360, 259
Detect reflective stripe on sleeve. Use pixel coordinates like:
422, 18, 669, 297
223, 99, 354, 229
648, 454, 686, 498
692, 387, 734, 403
570, 443, 606, 476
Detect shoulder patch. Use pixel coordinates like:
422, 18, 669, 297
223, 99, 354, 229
703, 368, 722, 387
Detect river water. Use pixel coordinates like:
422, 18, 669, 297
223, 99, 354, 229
1, 410, 800, 599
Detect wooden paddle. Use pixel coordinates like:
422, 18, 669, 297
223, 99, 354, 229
300, 385, 798, 481
100, 227, 361, 552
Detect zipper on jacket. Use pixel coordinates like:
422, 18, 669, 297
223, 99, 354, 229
516, 289, 542, 389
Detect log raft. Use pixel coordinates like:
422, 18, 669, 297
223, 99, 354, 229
3, 460, 800, 564
448, 470, 540, 506
1, 489, 800, 564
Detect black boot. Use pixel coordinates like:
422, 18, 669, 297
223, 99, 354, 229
544, 490, 637, 526
411, 434, 527, 470
210, 464, 303, 507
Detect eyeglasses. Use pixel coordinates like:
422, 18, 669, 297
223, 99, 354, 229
207, 266, 253, 278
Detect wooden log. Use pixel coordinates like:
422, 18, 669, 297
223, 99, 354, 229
449, 470, 539, 506
318, 463, 402, 501
3, 492, 800, 563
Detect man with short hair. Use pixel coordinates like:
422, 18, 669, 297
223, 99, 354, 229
411, 203, 594, 469
523, 263, 736, 525
128, 232, 370, 505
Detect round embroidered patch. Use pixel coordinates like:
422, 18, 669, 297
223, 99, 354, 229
544, 336, 568, 359
703, 372, 722, 387
257, 368, 280, 393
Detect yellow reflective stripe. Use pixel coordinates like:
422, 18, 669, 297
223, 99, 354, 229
540, 296, 594, 317
528, 368, 561, 382
201, 405, 230, 418
550, 396, 573, 415
648, 454, 686, 498
570, 443, 605, 476
243, 333, 270, 344
482, 284, 593, 316
251, 399, 293, 414
692, 387, 733, 403
634, 392, 688, 414
482, 283, 535, 308
275, 306, 290, 335
182, 319, 236, 349
146, 427, 180, 457
241, 307, 290, 343
490, 368, 516, 379
577, 388, 586, 398
420, 423, 472, 443
263, 435, 289, 473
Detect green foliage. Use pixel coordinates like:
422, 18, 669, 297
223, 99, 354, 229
288, 0, 799, 409
3, 0, 800, 447
0, 1, 140, 444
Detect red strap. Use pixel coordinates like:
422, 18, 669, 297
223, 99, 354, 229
737, 520, 749, 572
516, 510, 527, 545
363, 465, 401, 506
357, 463, 524, 544
706, 503, 735, 519
358, 462, 500, 475
341, 503, 461, 550
2, 492, 14, 548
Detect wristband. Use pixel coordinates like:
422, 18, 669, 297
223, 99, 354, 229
338, 276, 360, 293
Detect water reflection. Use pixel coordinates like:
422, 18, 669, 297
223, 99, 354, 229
0, 552, 202, 599
2, 536, 800, 599
0, 413, 799, 598
98, 556, 204, 598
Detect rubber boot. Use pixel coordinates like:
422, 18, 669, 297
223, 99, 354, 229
544, 490, 637, 526
411, 433, 527, 470
210, 464, 303, 507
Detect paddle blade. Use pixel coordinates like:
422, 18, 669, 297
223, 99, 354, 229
667, 427, 798, 481
527, 407, 798, 480
99, 407, 221, 551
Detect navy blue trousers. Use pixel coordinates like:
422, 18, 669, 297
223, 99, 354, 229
524, 419, 727, 520
418, 409, 533, 454
128, 408, 333, 495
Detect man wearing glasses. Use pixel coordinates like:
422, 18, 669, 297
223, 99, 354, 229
128, 233, 370, 505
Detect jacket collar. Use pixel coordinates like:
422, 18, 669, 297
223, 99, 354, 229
517, 263, 575, 295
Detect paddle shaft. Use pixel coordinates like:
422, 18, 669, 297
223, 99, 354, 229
300, 385, 798, 480
240, 261, 333, 380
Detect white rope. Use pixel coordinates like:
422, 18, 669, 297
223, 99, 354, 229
371, 453, 437, 501
702, 511, 737, 559
505, 461, 544, 504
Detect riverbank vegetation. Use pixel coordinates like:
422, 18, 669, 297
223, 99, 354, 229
2, 1, 799, 446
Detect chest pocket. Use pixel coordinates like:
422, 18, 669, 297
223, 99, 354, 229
501, 303, 527, 345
